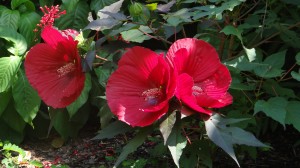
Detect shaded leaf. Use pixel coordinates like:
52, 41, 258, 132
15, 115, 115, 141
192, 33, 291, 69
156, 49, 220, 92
67, 73, 92, 118
19, 12, 41, 47
0, 56, 21, 92
84, 18, 120, 31
291, 71, 300, 81
90, 0, 119, 12
254, 97, 288, 126
12, 69, 41, 125
1, 100, 26, 133
163, 8, 192, 26
0, 90, 11, 117
286, 101, 300, 132
11, 0, 28, 9
99, 103, 114, 129
92, 120, 132, 140
114, 126, 153, 167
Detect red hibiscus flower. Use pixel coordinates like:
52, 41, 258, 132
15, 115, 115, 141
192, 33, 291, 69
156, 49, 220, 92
166, 38, 232, 115
106, 46, 176, 127
25, 26, 85, 108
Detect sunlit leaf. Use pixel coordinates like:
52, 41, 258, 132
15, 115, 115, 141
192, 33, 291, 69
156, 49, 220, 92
167, 124, 187, 168
291, 71, 300, 81
159, 111, 176, 145
0, 56, 21, 92
157, 0, 176, 12
254, 97, 288, 126
121, 26, 152, 43
12, 69, 41, 125
0, 27, 27, 56
97, 0, 124, 19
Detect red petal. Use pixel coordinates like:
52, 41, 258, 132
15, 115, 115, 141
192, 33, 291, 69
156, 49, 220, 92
176, 73, 211, 115
25, 32, 85, 108
41, 26, 69, 49
167, 38, 221, 82
106, 47, 175, 126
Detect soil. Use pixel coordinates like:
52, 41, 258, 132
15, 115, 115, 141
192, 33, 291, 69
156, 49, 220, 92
18, 124, 300, 168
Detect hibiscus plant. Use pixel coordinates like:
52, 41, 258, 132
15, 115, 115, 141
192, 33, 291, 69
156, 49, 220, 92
1, 0, 300, 167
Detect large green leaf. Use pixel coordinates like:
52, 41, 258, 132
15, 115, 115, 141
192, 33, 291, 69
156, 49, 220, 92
49, 105, 90, 139
167, 124, 187, 168
98, 103, 114, 129
159, 111, 176, 145
205, 114, 268, 167
0, 27, 27, 56
114, 126, 153, 167
254, 97, 288, 126
11, 0, 28, 9
19, 12, 41, 47
67, 73, 92, 118
0, 120, 24, 144
0, 56, 21, 92
285, 101, 300, 132
12, 69, 41, 125
92, 120, 132, 140
0, 90, 11, 117
56, 0, 90, 30
90, 0, 119, 12
0, 9, 20, 30
121, 26, 152, 43
0, 100, 26, 133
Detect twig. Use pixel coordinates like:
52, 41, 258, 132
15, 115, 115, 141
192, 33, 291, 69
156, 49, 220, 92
278, 63, 297, 82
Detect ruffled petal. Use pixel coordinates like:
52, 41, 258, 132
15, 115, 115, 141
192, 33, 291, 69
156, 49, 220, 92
41, 26, 69, 49
167, 38, 221, 81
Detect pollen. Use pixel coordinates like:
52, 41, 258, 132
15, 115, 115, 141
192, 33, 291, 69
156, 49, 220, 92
57, 63, 76, 77
142, 88, 163, 106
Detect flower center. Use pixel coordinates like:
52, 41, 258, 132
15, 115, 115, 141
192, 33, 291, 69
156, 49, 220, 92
192, 85, 204, 96
142, 87, 163, 106
57, 63, 76, 77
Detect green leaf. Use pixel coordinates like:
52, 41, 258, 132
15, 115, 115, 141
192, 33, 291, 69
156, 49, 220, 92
295, 52, 300, 64
263, 50, 286, 69
12, 69, 41, 125
0, 56, 21, 92
167, 124, 187, 168
56, 0, 89, 30
90, 0, 119, 12
92, 120, 132, 140
159, 111, 176, 145
221, 127, 269, 147
19, 12, 40, 47
0, 27, 27, 55
262, 79, 296, 98
0, 120, 24, 144
0, 90, 11, 117
99, 103, 114, 129
3, 142, 25, 157
205, 114, 239, 167
220, 25, 242, 40
1, 100, 26, 133
285, 101, 300, 132
0, 9, 20, 30
11, 0, 28, 9
291, 71, 300, 81
49, 105, 90, 139
114, 126, 153, 167
163, 8, 192, 26
121, 26, 152, 43
254, 97, 288, 126
67, 73, 92, 118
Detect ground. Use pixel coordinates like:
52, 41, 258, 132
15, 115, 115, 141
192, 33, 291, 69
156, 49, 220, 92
19, 123, 300, 168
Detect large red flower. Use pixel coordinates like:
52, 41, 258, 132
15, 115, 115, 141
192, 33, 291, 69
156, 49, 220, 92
106, 46, 176, 127
25, 26, 85, 108
166, 38, 232, 115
